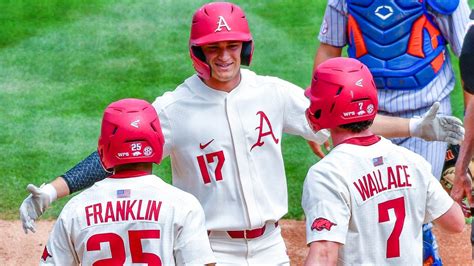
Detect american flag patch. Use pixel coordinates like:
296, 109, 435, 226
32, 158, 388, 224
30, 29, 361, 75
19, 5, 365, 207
117, 189, 131, 198
372, 156, 384, 166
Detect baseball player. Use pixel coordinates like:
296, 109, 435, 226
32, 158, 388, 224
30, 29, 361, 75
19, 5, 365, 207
313, 0, 471, 264
20, 2, 465, 264
302, 57, 464, 265
40, 98, 215, 265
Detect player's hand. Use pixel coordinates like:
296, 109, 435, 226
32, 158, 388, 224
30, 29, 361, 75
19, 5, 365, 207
19, 184, 56, 234
307, 140, 331, 158
409, 102, 464, 145
451, 167, 473, 216
308, 129, 331, 158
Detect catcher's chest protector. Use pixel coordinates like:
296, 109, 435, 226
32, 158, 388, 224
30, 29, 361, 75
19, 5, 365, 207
346, 0, 456, 90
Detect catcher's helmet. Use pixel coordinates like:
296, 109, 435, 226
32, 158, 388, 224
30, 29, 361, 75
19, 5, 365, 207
305, 58, 378, 131
189, 2, 253, 80
98, 98, 164, 170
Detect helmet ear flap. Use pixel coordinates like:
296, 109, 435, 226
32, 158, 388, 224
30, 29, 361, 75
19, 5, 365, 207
241, 41, 253, 66
191, 46, 206, 63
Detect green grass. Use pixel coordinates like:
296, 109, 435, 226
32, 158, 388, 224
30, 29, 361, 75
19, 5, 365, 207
1, 0, 472, 220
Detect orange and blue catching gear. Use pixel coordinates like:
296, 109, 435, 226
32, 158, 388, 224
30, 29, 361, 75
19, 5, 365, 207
346, 0, 459, 90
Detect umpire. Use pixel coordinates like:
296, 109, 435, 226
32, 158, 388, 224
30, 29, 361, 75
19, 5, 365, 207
452, 9, 474, 259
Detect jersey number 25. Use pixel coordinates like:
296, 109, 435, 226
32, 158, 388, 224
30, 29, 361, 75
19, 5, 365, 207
86, 229, 162, 265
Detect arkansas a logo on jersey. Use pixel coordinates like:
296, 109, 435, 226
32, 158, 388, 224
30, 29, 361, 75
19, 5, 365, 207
250, 111, 279, 151
311, 217, 337, 231
41, 246, 52, 261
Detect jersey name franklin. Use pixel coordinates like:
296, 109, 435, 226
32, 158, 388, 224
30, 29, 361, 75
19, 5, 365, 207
353, 165, 412, 202
84, 199, 162, 226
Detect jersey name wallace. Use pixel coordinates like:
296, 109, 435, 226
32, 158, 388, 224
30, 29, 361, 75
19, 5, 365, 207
353, 164, 413, 202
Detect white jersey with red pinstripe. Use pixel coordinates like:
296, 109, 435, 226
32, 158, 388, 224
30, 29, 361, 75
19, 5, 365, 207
318, 0, 471, 179
302, 136, 454, 264
40, 174, 215, 265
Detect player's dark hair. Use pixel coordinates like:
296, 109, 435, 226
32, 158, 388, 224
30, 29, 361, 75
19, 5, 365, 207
339, 120, 373, 133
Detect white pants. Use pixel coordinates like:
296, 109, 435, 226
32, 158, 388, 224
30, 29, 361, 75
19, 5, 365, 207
208, 222, 290, 265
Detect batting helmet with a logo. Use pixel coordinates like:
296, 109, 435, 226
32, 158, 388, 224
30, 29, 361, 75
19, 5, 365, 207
305, 58, 378, 131
189, 2, 253, 80
97, 98, 164, 170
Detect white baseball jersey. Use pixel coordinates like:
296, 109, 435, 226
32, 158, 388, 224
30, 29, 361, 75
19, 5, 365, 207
302, 135, 454, 264
40, 174, 215, 265
317, 0, 471, 179
153, 69, 327, 231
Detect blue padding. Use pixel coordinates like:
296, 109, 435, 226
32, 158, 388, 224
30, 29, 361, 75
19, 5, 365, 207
374, 77, 385, 89
415, 64, 438, 87
386, 76, 419, 89
359, 54, 385, 69
426, 0, 459, 15
346, 0, 448, 90
423, 29, 434, 54
386, 54, 421, 70
364, 34, 410, 59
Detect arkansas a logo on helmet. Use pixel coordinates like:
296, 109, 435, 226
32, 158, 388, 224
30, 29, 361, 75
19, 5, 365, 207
215, 16, 231, 32
189, 2, 254, 80
311, 217, 337, 231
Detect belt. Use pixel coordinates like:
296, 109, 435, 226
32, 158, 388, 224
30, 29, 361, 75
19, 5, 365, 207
210, 222, 279, 240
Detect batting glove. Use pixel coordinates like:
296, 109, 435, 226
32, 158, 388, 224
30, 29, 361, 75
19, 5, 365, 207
19, 183, 57, 234
409, 102, 465, 145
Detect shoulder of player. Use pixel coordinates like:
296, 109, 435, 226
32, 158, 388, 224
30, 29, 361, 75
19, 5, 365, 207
55, 189, 93, 220
141, 175, 202, 207
243, 69, 304, 95
151, 75, 200, 113
306, 151, 348, 183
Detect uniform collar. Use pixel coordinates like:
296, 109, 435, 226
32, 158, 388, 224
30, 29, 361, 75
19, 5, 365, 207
340, 134, 381, 146
186, 69, 250, 100
109, 170, 149, 179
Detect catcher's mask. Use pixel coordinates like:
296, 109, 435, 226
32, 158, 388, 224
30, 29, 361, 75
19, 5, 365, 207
189, 2, 254, 80
305, 57, 378, 131
97, 98, 164, 170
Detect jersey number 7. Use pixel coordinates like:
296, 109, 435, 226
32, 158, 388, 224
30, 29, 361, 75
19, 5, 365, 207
86, 229, 162, 265
378, 196, 406, 258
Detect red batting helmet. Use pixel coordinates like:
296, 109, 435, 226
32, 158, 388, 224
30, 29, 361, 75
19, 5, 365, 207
189, 2, 254, 79
305, 58, 378, 131
97, 98, 164, 170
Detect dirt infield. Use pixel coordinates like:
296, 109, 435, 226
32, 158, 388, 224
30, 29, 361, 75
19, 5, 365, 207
0, 219, 471, 265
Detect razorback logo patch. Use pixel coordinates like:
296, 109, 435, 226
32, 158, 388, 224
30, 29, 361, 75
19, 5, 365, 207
311, 217, 337, 231
41, 246, 52, 261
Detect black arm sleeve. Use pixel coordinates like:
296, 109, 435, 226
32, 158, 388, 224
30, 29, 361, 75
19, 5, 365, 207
61, 151, 112, 193
460, 24, 474, 95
